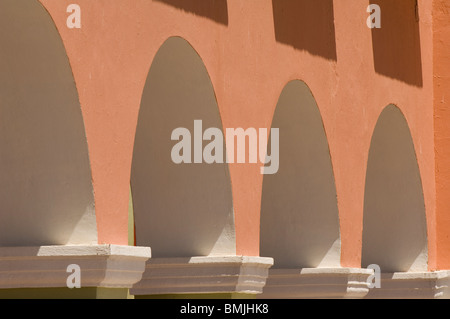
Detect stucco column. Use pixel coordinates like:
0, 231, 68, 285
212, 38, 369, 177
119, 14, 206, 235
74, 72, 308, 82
433, 0, 450, 270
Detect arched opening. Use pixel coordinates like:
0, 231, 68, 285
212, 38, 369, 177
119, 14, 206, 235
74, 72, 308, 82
0, 0, 96, 246
362, 105, 427, 272
131, 37, 235, 258
260, 80, 340, 268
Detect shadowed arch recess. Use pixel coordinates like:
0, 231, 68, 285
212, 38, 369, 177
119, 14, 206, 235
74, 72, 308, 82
131, 37, 235, 258
260, 80, 341, 269
0, 0, 96, 246
362, 105, 428, 272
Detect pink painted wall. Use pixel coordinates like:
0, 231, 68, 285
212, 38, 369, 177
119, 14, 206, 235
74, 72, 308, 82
38, 0, 439, 268
433, 0, 450, 270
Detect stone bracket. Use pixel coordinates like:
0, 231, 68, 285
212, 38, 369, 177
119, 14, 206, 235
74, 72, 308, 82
365, 271, 450, 299
130, 256, 274, 296
0, 245, 151, 289
260, 267, 374, 299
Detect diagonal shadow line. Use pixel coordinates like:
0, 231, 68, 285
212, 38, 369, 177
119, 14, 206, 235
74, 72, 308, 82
272, 0, 337, 61
370, 0, 423, 87
154, 0, 228, 26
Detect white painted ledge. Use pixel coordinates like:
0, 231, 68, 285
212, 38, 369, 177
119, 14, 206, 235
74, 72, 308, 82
130, 256, 274, 296
0, 245, 151, 289
365, 271, 450, 299
260, 268, 374, 299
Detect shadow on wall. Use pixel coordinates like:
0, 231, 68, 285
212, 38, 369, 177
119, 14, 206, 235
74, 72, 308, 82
0, 0, 96, 246
370, 0, 423, 87
260, 80, 340, 269
154, 0, 228, 25
272, 0, 337, 61
131, 37, 235, 258
362, 105, 427, 273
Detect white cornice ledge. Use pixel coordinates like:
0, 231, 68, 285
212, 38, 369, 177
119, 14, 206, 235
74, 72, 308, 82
130, 256, 274, 296
260, 268, 374, 299
365, 271, 450, 299
0, 245, 151, 289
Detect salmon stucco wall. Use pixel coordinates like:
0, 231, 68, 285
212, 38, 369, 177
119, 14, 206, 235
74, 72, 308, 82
434, 0, 450, 270
37, 0, 438, 269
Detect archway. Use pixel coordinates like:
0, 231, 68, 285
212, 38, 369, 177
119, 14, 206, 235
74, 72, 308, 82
362, 105, 427, 272
260, 80, 340, 268
131, 37, 235, 257
0, 0, 96, 246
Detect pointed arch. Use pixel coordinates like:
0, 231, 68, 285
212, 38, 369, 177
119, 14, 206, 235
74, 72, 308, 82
131, 36, 235, 257
362, 105, 428, 272
260, 80, 340, 268
0, 0, 96, 246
